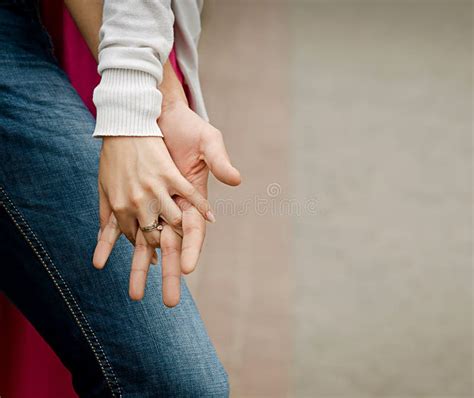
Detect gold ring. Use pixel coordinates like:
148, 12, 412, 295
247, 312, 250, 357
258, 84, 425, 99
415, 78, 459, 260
140, 217, 163, 233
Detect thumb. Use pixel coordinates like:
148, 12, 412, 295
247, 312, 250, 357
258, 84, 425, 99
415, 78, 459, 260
202, 129, 241, 186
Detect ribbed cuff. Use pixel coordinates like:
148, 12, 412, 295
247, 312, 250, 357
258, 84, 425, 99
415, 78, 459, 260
92, 69, 163, 137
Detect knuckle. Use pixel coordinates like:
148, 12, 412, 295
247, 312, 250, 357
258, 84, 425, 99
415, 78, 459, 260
111, 201, 127, 213
196, 200, 209, 214
162, 167, 179, 182
129, 191, 146, 207
181, 184, 197, 198
185, 222, 204, 234
145, 235, 160, 248
134, 243, 148, 253
161, 242, 179, 256
99, 214, 109, 227
106, 217, 119, 229
169, 214, 182, 227
141, 178, 156, 193
206, 126, 222, 140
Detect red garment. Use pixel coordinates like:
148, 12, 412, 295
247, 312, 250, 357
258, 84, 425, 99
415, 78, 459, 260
0, 3, 183, 396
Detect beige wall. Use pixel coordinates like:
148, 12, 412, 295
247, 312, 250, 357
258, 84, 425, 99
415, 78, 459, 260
187, 1, 473, 397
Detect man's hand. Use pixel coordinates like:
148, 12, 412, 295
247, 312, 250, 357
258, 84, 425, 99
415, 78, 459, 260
159, 100, 241, 274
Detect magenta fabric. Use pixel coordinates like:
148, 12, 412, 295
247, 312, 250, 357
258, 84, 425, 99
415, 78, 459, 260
0, 3, 184, 397
0, 298, 76, 397
169, 46, 184, 85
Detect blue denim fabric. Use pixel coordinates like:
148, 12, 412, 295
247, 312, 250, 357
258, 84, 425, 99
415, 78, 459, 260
0, 2, 229, 397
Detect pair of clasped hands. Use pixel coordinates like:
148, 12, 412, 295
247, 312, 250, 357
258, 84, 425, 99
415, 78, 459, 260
92, 62, 241, 307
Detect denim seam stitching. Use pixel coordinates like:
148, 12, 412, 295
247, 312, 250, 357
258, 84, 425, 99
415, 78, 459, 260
0, 186, 123, 397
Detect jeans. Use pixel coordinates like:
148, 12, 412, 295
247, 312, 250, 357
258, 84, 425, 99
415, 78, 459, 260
0, 2, 229, 397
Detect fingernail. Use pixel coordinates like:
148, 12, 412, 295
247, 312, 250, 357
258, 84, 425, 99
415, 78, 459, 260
97, 229, 102, 241
206, 210, 216, 223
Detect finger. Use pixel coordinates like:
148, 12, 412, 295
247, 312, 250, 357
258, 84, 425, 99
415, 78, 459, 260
114, 212, 138, 246
129, 229, 154, 301
160, 224, 182, 307
158, 193, 184, 237
180, 205, 205, 274
151, 251, 158, 265
202, 129, 241, 186
172, 176, 215, 223
98, 183, 112, 238
136, 206, 162, 248
93, 213, 121, 269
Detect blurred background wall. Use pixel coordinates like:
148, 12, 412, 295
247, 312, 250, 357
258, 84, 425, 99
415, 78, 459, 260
186, 1, 473, 397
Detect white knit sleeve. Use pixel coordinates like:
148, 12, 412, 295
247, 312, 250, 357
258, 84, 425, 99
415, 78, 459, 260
92, 0, 174, 137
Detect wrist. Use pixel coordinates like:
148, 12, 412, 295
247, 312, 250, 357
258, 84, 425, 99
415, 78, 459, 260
160, 61, 188, 110
161, 96, 188, 114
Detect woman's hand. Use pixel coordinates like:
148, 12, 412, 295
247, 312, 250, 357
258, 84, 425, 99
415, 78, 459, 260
93, 136, 214, 304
